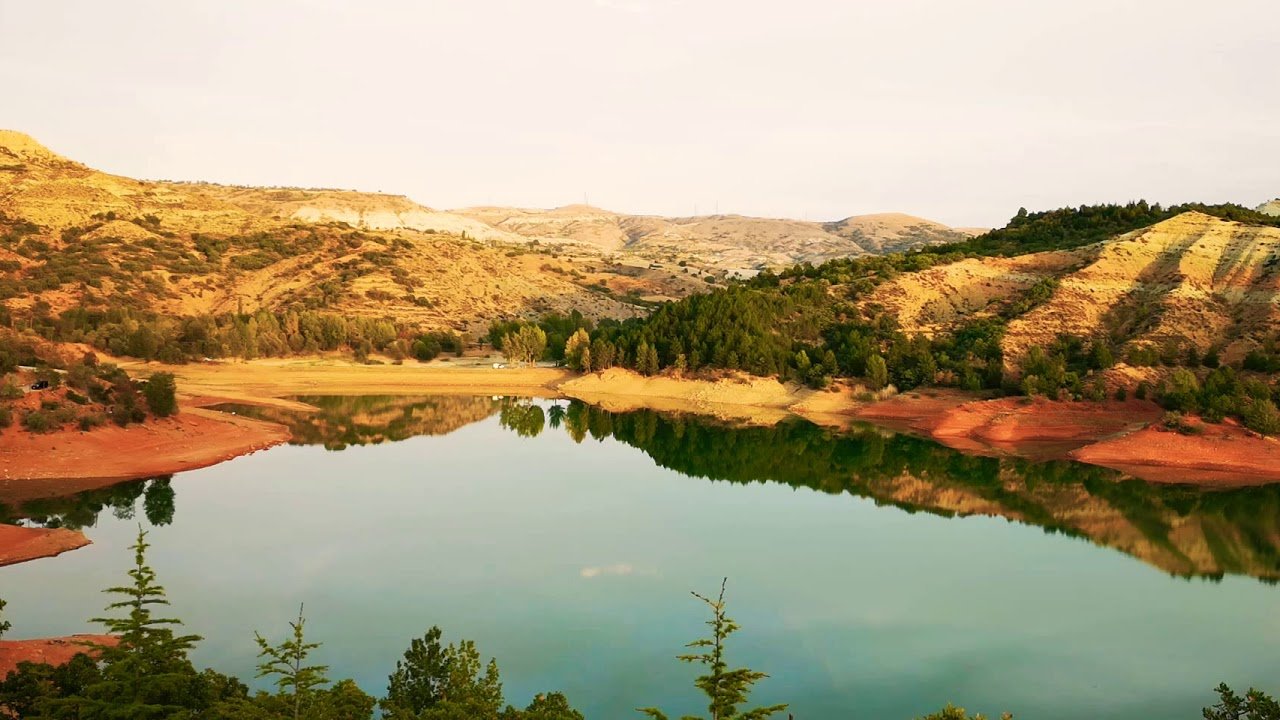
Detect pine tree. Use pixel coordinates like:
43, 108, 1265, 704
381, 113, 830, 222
866, 354, 889, 390
64, 527, 204, 718
639, 579, 787, 720
254, 604, 330, 720
0, 597, 9, 638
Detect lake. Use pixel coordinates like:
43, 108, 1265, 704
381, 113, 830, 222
3, 396, 1278, 719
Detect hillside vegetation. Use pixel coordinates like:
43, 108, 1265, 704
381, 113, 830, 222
516, 202, 1280, 432
0, 130, 676, 343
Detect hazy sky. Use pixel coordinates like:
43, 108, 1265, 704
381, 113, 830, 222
2, 0, 1277, 227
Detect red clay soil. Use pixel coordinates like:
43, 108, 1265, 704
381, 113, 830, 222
857, 393, 1163, 457
0, 635, 117, 679
859, 392, 1280, 485
854, 390, 979, 435
0, 525, 90, 567
1071, 419, 1280, 486
0, 407, 289, 490
932, 397, 1162, 444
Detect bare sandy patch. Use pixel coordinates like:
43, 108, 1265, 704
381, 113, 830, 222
559, 368, 811, 425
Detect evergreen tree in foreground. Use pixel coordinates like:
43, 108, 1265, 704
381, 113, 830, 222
51, 526, 212, 718
639, 578, 787, 720
254, 604, 332, 720
382, 626, 451, 717
1203, 683, 1280, 720
382, 626, 581, 720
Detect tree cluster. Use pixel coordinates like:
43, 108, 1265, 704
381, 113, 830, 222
0, 530, 583, 720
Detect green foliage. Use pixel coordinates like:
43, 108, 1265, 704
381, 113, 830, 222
380, 626, 581, 720
505, 692, 585, 720
40, 306, 414, 362
1242, 399, 1280, 435
416, 640, 504, 720
639, 578, 786, 720
564, 328, 592, 372
0, 597, 8, 639
1148, 366, 1280, 435
254, 605, 331, 718
935, 200, 1279, 258
489, 312, 592, 362
412, 331, 463, 362
916, 704, 1011, 720
142, 372, 178, 417
499, 400, 547, 438
1203, 683, 1280, 720
22, 409, 53, 432
501, 325, 548, 367
0, 653, 103, 718
865, 353, 888, 390
383, 626, 451, 717
50, 527, 212, 718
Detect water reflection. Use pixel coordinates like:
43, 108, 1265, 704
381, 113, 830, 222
211, 395, 504, 450
1, 476, 176, 529
16, 395, 1280, 582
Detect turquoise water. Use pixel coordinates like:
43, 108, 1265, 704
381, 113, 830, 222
3, 397, 1278, 719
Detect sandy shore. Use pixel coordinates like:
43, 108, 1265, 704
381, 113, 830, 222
558, 367, 820, 425
129, 359, 573, 405
0, 525, 90, 567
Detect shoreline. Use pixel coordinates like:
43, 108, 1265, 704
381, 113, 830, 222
0, 359, 1274, 527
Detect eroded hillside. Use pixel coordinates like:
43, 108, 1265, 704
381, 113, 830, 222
864, 212, 1280, 370
0, 131, 669, 332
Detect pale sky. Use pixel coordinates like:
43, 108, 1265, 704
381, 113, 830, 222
2, 0, 1277, 228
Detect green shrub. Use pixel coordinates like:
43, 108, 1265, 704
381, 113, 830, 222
143, 372, 178, 417
22, 410, 53, 432
1242, 399, 1280, 436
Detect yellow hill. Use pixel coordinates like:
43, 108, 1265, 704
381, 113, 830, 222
864, 211, 1280, 370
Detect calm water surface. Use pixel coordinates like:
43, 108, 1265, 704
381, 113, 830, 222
3, 396, 1278, 719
